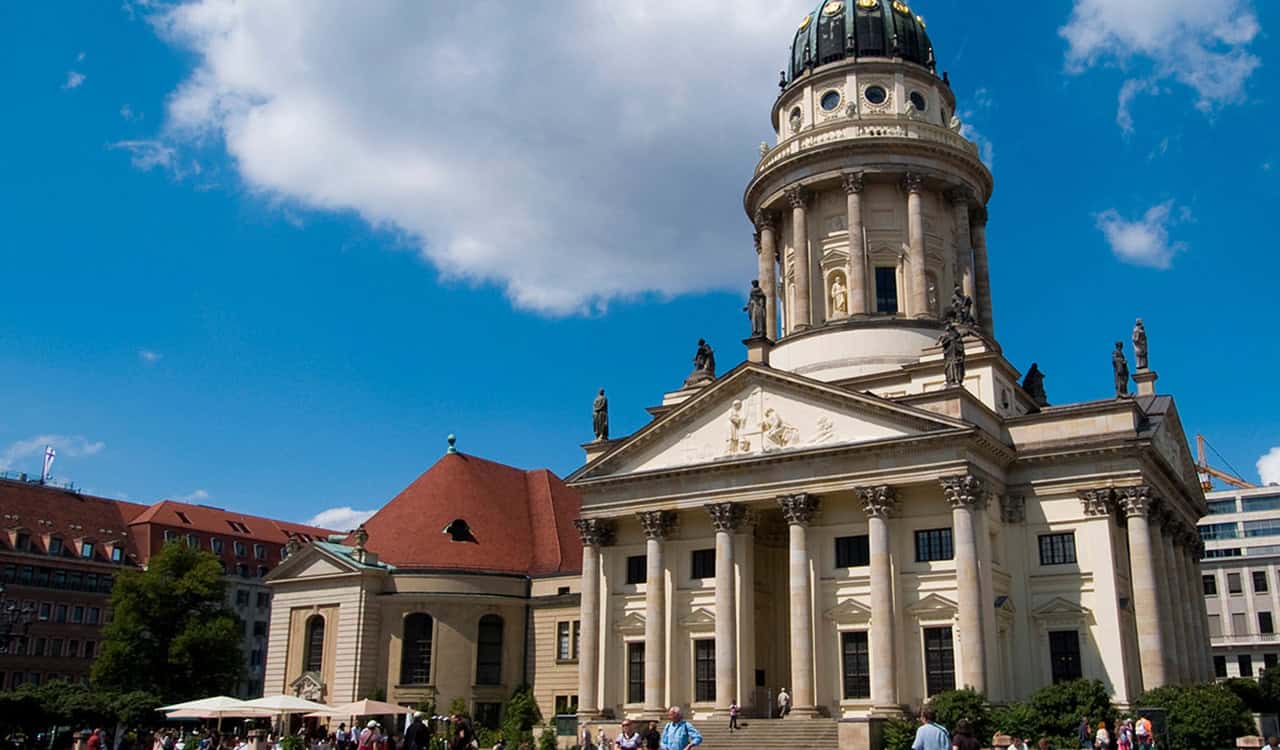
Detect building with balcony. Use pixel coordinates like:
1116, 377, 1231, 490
1199, 486, 1280, 680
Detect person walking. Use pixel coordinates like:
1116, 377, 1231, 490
642, 722, 660, 750
1095, 722, 1110, 750
728, 701, 740, 733
951, 720, 979, 750
910, 707, 949, 750
659, 708, 701, 750
776, 688, 791, 719
404, 714, 429, 750
1078, 718, 1092, 749
615, 721, 642, 750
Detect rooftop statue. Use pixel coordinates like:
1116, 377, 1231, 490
684, 339, 717, 387
1133, 318, 1148, 371
745, 280, 768, 339
1022, 363, 1048, 407
592, 389, 609, 442
1112, 341, 1130, 398
939, 323, 966, 386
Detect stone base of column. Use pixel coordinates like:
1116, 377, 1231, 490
744, 336, 773, 366
838, 717, 886, 750
786, 706, 821, 719
1134, 369, 1159, 396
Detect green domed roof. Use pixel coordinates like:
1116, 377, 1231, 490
786, 0, 935, 85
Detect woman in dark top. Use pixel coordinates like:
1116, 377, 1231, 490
951, 719, 981, 750
643, 722, 660, 750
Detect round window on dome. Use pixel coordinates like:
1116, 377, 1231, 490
910, 91, 927, 112
864, 85, 888, 105
820, 91, 841, 112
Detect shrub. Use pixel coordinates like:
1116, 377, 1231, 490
1224, 677, 1268, 713
991, 702, 1038, 740
448, 698, 470, 718
1137, 683, 1254, 750
1261, 666, 1280, 713
880, 715, 917, 750
928, 689, 994, 743
1028, 678, 1114, 745
537, 724, 559, 750
501, 686, 542, 745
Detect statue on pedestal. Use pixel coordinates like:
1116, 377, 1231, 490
830, 276, 848, 316
1022, 363, 1048, 407
1132, 318, 1148, 370
939, 323, 966, 386
745, 280, 768, 338
1112, 341, 1130, 398
684, 339, 717, 387
592, 389, 609, 442
945, 284, 975, 327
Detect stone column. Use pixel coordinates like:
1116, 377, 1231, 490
787, 187, 812, 330
843, 172, 868, 316
779, 493, 820, 716
1161, 518, 1191, 683
707, 502, 747, 712
1185, 537, 1212, 681
1147, 505, 1176, 682
941, 475, 989, 694
1121, 486, 1166, 690
754, 211, 779, 340
858, 485, 898, 711
948, 188, 975, 303
637, 510, 676, 717
1175, 535, 1203, 682
904, 173, 929, 318
971, 207, 994, 336
574, 518, 616, 718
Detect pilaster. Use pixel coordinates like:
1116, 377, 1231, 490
637, 510, 676, 717
778, 493, 820, 716
941, 474, 989, 694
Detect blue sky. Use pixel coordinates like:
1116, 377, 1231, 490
1, 0, 1276, 529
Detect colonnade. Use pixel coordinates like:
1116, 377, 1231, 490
572, 473, 997, 719
752, 173, 993, 337
1082, 485, 1211, 688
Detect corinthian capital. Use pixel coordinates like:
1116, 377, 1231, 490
705, 502, 747, 533
753, 209, 778, 232
786, 186, 809, 209
946, 186, 974, 206
940, 475, 988, 509
857, 485, 897, 518
1079, 488, 1117, 517
778, 493, 820, 526
574, 518, 616, 547
1119, 485, 1156, 517
636, 510, 677, 540
842, 171, 864, 195
902, 173, 925, 194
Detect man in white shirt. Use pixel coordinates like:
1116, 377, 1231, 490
776, 688, 791, 718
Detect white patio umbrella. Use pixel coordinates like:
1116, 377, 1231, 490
165, 708, 274, 720
305, 699, 415, 718
158, 696, 252, 713
241, 695, 333, 714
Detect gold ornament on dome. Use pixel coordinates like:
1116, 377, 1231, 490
916, 14, 926, 28
798, 13, 812, 30
856, 0, 878, 8
893, 1, 911, 15
822, 1, 844, 16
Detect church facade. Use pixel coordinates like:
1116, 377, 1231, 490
566, 0, 1208, 744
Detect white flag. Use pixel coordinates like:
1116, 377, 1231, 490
41, 446, 56, 481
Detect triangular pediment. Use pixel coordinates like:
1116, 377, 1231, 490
906, 593, 958, 617
824, 598, 873, 624
680, 607, 716, 628
266, 543, 362, 582
1142, 398, 1203, 499
572, 364, 967, 480
1031, 596, 1092, 622
614, 611, 646, 635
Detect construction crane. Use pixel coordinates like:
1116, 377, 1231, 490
1196, 434, 1257, 491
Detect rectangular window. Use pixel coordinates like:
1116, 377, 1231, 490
694, 639, 715, 702
557, 622, 571, 661
254, 544, 266, 560
553, 695, 578, 716
67, 639, 79, 658
1205, 548, 1242, 559
48, 538, 63, 555
253, 621, 268, 637
38, 602, 50, 621
915, 528, 954, 562
1229, 573, 1244, 594
923, 627, 955, 696
1233, 612, 1248, 635
83, 641, 95, 659
875, 267, 898, 314
51, 569, 65, 588
250, 648, 263, 667
835, 535, 870, 568
625, 555, 647, 585
691, 549, 716, 579
474, 703, 501, 731
1267, 654, 1279, 670
54, 604, 67, 623
1240, 655, 1254, 677
71, 606, 84, 624
1201, 523, 1241, 541
15, 532, 30, 551
841, 631, 870, 699
1207, 499, 1238, 515
49, 639, 63, 657
234, 541, 247, 557
111, 547, 123, 562
1244, 519, 1280, 538
186, 534, 199, 549
1204, 575, 1218, 595
1243, 495, 1280, 514
1049, 631, 1083, 683
627, 642, 645, 704
211, 538, 224, 554
87, 607, 100, 625
35, 567, 49, 586
1038, 533, 1077, 566
1255, 571, 1270, 593
257, 592, 270, 608
19, 566, 33, 585
66, 571, 82, 590
163, 530, 177, 543
33, 638, 46, 657
236, 564, 249, 578
1262, 612, 1274, 635
236, 589, 250, 606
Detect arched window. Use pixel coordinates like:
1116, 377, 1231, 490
475, 615, 504, 686
304, 615, 325, 673
401, 613, 434, 685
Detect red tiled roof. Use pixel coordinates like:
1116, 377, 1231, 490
0, 479, 148, 563
356, 452, 582, 576
129, 499, 335, 542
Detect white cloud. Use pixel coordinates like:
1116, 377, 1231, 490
0, 434, 105, 472
1259, 447, 1280, 486
63, 71, 86, 90
173, 488, 210, 502
1061, 0, 1261, 129
133, 0, 812, 315
120, 104, 143, 121
1095, 200, 1189, 269
138, 349, 163, 363
305, 506, 377, 531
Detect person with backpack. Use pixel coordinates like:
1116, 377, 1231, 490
911, 707, 949, 750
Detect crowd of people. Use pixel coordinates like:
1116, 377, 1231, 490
579, 708, 700, 750
909, 706, 1172, 750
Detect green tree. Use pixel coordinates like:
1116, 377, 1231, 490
881, 715, 918, 750
537, 724, 558, 750
927, 689, 993, 743
1225, 676, 1269, 713
1027, 678, 1114, 747
991, 702, 1039, 741
501, 686, 542, 745
1137, 684, 1254, 750
92, 541, 244, 702
1260, 666, 1280, 712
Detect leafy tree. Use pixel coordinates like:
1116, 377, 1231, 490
1225, 676, 1269, 713
991, 702, 1039, 740
92, 542, 244, 702
881, 715, 918, 750
1137, 684, 1254, 750
1260, 666, 1280, 712
1027, 678, 1114, 746
447, 698, 470, 718
501, 686, 542, 745
538, 724, 559, 750
927, 689, 994, 743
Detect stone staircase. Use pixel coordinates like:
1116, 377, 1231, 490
694, 717, 839, 749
